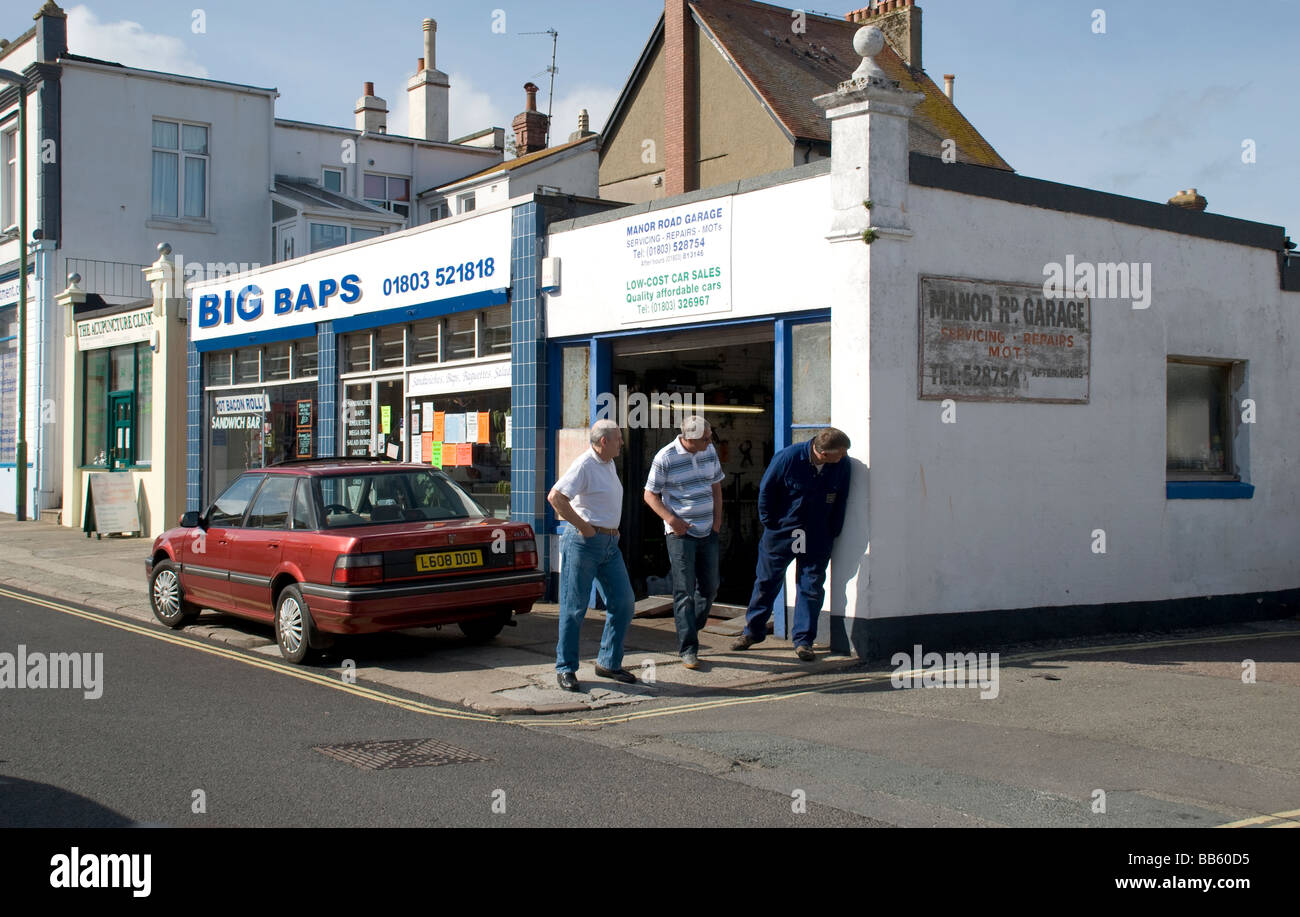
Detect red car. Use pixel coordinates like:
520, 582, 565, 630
145, 459, 544, 663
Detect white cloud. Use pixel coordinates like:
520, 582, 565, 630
549, 83, 619, 142
66, 4, 209, 78
448, 72, 511, 143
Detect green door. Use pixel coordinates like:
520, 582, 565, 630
108, 390, 135, 470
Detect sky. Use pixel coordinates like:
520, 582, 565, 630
36, 0, 1300, 233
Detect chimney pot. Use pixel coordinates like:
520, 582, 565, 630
417, 57, 424, 72
364, 81, 374, 97
943, 73, 955, 101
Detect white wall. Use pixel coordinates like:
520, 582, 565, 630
861, 185, 1300, 620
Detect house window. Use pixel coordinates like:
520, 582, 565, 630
322, 168, 344, 193
363, 173, 410, 218
152, 119, 208, 219
1167, 359, 1237, 479
1, 127, 16, 230
309, 222, 348, 253
82, 342, 153, 467
457, 192, 476, 214
427, 200, 450, 223
350, 227, 382, 243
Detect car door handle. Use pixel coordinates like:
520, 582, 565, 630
267, 542, 279, 549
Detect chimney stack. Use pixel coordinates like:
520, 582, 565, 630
512, 82, 549, 155
943, 73, 954, 101
664, 0, 699, 195
407, 18, 450, 142
569, 108, 597, 142
845, 0, 922, 72
1167, 188, 1208, 212
355, 81, 388, 134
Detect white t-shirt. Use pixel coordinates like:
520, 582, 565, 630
553, 447, 623, 529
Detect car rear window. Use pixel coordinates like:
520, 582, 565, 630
314, 470, 488, 527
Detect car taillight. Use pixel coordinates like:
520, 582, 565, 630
333, 553, 384, 585
512, 538, 538, 569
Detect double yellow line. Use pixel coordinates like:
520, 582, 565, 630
0, 585, 496, 723
1216, 809, 1300, 829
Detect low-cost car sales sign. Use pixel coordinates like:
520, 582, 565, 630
187, 209, 511, 346
917, 275, 1091, 403
618, 200, 732, 323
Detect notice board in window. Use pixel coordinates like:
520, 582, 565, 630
917, 275, 1091, 404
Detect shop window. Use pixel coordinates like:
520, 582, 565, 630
309, 222, 348, 254
263, 342, 290, 381
205, 352, 233, 387
292, 338, 318, 378
446, 313, 476, 361
344, 332, 371, 373
234, 347, 261, 384
561, 345, 590, 429
481, 305, 510, 356
0, 308, 16, 463
1167, 360, 1238, 479
343, 383, 374, 457
409, 318, 440, 364
152, 119, 208, 219
364, 173, 411, 218
377, 324, 405, 370
791, 321, 831, 444
322, 168, 344, 194
245, 475, 297, 528
82, 342, 153, 467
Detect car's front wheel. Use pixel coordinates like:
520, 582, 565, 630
275, 585, 319, 664
150, 560, 200, 628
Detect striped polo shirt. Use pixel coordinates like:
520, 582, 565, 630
645, 437, 725, 536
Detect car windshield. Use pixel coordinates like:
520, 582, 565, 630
314, 470, 488, 527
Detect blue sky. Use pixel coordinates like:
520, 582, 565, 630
42, 0, 1300, 232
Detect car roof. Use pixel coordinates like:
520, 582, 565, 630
261, 460, 444, 476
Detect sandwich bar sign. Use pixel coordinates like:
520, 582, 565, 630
917, 275, 1091, 404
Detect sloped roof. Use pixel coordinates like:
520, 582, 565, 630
272, 177, 401, 221
430, 134, 598, 194
608, 0, 1011, 172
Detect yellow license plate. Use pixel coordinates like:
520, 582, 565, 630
416, 549, 483, 572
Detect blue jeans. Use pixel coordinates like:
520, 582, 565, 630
666, 531, 719, 655
742, 529, 830, 648
555, 523, 636, 674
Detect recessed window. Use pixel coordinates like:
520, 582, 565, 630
322, 168, 344, 193
457, 192, 476, 214
1, 128, 16, 229
1167, 359, 1237, 480
152, 119, 209, 219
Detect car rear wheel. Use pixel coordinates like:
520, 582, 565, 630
458, 609, 510, 643
275, 585, 319, 664
150, 560, 200, 628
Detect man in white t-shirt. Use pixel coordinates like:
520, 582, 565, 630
547, 419, 638, 692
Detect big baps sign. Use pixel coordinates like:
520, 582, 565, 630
188, 209, 511, 347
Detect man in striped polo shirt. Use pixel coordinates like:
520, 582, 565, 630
644, 416, 725, 670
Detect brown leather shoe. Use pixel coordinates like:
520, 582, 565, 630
731, 634, 761, 651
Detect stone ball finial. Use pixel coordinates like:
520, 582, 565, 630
157, 241, 172, 256
68, 272, 81, 286
851, 26, 889, 81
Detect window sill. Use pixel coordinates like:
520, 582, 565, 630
146, 217, 216, 234
1166, 481, 1254, 500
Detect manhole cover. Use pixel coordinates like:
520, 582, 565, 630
313, 738, 491, 770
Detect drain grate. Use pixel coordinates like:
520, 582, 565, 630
313, 738, 491, 770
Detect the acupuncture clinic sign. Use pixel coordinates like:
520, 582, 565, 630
616, 200, 732, 323
917, 275, 1091, 404
76, 307, 154, 351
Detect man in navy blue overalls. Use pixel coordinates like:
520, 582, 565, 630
731, 427, 851, 661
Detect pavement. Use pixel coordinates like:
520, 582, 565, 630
0, 516, 861, 715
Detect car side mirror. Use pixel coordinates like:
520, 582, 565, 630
180, 511, 205, 529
